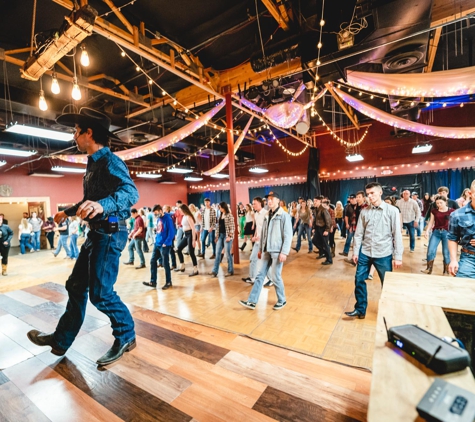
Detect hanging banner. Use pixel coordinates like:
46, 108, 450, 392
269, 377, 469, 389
203, 116, 253, 176
56, 101, 225, 164
334, 86, 475, 139
346, 67, 475, 98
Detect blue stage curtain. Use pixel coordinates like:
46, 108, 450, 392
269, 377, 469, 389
187, 190, 230, 206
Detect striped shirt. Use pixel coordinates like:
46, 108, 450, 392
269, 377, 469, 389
354, 201, 404, 261
396, 198, 421, 224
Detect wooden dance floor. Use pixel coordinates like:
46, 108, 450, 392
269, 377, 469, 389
0, 234, 439, 420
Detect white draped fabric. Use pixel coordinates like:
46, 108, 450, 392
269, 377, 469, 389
345, 67, 475, 97
57, 101, 225, 164
334, 86, 475, 139
202, 117, 253, 176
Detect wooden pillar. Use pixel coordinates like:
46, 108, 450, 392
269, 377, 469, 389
225, 89, 240, 264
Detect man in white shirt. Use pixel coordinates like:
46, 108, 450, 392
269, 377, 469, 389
242, 197, 272, 285
198, 198, 217, 259
396, 190, 421, 253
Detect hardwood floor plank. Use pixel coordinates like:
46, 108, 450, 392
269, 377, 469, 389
0, 294, 35, 318
171, 383, 276, 422
4, 290, 50, 307
0, 381, 50, 422
50, 348, 192, 422
134, 318, 230, 364
0, 332, 33, 370
0, 314, 51, 355
38, 282, 67, 295
253, 385, 360, 422
217, 351, 368, 421
0, 370, 9, 386
22, 285, 67, 303
4, 355, 122, 422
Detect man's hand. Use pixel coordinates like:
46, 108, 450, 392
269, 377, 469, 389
449, 260, 459, 276
77, 200, 103, 220
323, 231, 328, 236
393, 260, 402, 269
353, 255, 358, 265
258, 251, 262, 259
226, 236, 231, 242
54, 211, 67, 224
3, 241, 8, 246
279, 253, 287, 262
414, 221, 419, 228
469, 239, 475, 247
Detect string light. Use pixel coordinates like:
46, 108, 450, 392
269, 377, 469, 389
51, 72, 60, 95
100, 0, 136, 17
315, 111, 370, 147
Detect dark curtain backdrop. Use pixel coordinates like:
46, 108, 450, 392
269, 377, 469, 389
187, 168, 475, 206
306, 147, 321, 198
249, 182, 307, 204
187, 190, 230, 206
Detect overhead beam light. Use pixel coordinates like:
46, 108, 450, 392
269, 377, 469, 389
52, 166, 87, 173
249, 167, 268, 173
167, 167, 193, 174
0, 147, 37, 157
0, 160, 6, 167
136, 173, 163, 179
5, 123, 73, 142
29, 172, 64, 178
184, 176, 203, 181
346, 153, 364, 162
412, 144, 432, 154
210, 173, 229, 179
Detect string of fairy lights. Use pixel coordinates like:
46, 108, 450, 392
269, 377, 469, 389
267, 126, 308, 156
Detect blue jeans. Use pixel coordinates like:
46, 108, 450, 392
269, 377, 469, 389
201, 229, 216, 255
32, 230, 41, 251
354, 252, 393, 314
248, 252, 286, 304
128, 237, 145, 265
456, 252, 475, 278
69, 234, 79, 259
343, 230, 354, 254
54, 226, 135, 349
296, 223, 312, 252
54, 235, 71, 257
150, 245, 171, 285
212, 233, 233, 274
403, 221, 416, 251
20, 233, 34, 254
427, 229, 449, 263
416, 217, 424, 237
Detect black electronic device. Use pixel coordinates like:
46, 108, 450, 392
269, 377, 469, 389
417, 378, 475, 422
383, 318, 471, 374
108, 216, 119, 233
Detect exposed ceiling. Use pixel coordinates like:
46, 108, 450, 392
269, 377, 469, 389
0, 0, 474, 180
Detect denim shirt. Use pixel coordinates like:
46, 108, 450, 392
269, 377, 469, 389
64, 147, 139, 221
0, 224, 13, 245
447, 203, 475, 252
259, 207, 293, 256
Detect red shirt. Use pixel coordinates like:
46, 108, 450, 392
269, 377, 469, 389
175, 208, 184, 227
431, 208, 454, 231
132, 216, 145, 239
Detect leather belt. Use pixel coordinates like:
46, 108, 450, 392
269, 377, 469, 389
89, 220, 126, 230
461, 248, 475, 255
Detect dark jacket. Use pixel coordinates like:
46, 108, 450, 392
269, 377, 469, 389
155, 213, 176, 247
313, 206, 332, 231
0, 224, 14, 245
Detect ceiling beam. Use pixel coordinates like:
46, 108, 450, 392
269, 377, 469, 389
2, 54, 149, 107
102, 0, 134, 34
425, 27, 442, 73
325, 83, 360, 130
261, 0, 290, 30
430, 0, 475, 27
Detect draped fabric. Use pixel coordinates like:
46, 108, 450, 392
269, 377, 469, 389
57, 102, 225, 164
346, 66, 475, 97
202, 117, 253, 176
334, 87, 475, 139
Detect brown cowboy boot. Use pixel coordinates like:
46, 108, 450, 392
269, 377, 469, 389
1, 264, 6, 276
421, 260, 434, 274
443, 263, 449, 275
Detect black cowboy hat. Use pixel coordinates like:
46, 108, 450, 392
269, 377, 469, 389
56, 107, 120, 141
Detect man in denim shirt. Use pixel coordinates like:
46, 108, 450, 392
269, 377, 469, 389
239, 191, 292, 310
448, 180, 475, 278
27, 108, 139, 366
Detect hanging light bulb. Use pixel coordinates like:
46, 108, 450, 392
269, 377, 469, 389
320, 19, 325, 26
51, 72, 60, 94
317, 42, 323, 49
148, 78, 153, 85
38, 89, 48, 111
121, 50, 126, 57
80, 45, 90, 67
72, 77, 81, 101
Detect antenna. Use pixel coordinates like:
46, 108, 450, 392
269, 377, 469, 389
383, 316, 390, 341
426, 345, 442, 367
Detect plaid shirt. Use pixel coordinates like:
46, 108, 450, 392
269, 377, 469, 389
447, 203, 475, 252
216, 212, 235, 239
327, 207, 338, 229
396, 198, 421, 224
350, 203, 368, 232
200, 207, 217, 230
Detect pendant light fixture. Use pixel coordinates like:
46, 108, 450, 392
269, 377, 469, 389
51, 71, 60, 94
71, 48, 81, 101
38, 78, 48, 111
80, 45, 90, 67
